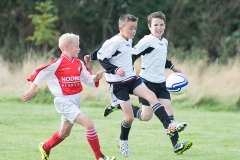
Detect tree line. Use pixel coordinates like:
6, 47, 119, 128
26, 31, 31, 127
0, 0, 239, 63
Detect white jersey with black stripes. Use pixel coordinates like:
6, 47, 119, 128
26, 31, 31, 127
97, 34, 136, 83
133, 34, 168, 83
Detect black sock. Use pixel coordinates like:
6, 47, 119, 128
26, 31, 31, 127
169, 115, 174, 121
132, 105, 142, 120
169, 115, 179, 147
117, 104, 121, 110
152, 103, 171, 129
117, 104, 142, 120
170, 132, 179, 147
119, 120, 131, 140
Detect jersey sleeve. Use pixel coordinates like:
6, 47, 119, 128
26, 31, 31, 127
89, 46, 101, 61
27, 59, 60, 86
79, 61, 99, 87
97, 40, 119, 74
132, 38, 148, 55
132, 37, 154, 63
165, 59, 174, 69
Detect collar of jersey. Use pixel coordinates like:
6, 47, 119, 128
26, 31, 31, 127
118, 33, 129, 40
61, 54, 76, 62
150, 33, 163, 40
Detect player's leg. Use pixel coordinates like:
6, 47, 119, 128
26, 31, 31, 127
119, 100, 134, 139
158, 98, 186, 131
76, 114, 102, 159
39, 120, 71, 160
138, 104, 153, 121
158, 98, 173, 116
104, 102, 144, 121
112, 83, 134, 157
104, 83, 143, 118
74, 113, 115, 160
173, 141, 193, 155
39, 96, 77, 160
105, 79, 153, 121
158, 99, 191, 155
103, 102, 120, 117
157, 85, 191, 154
158, 98, 179, 147
117, 100, 134, 157
103, 86, 122, 117
133, 83, 170, 128
133, 82, 182, 136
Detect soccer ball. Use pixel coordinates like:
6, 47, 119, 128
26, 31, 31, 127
166, 73, 188, 95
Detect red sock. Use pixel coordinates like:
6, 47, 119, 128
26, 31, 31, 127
86, 129, 103, 159
43, 130, 65, 154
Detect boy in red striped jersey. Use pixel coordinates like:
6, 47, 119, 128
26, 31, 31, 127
20, 33, 116, 160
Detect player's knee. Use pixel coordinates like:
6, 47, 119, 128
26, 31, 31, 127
59, 131, 71, 137
140, 114, 152, 121
146, 93, 158, 104
85, 121, 95, 130
125, 117, 134, 124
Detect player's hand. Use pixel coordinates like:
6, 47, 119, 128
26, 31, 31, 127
172, 66, 182, 73
20, 90, 35, 101
20, 83, 37, 101
116, 68, 125, 77
93, 70, 104, 82
84, 55, 92, 63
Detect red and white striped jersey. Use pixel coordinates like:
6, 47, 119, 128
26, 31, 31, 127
27, 54, 99, 97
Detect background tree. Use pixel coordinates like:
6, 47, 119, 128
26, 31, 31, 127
0, 0, 239, 63
27, 1, 59, 52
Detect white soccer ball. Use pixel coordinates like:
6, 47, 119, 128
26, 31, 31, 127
166, 73, 188, 95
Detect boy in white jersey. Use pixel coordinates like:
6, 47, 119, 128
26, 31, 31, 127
103, 11, 193, 155
20, 33, 116, 160
88, 14, 185, 157
85, 12, 192, 155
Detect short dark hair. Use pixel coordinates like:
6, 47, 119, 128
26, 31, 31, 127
119, 14, 138, 27
148, 11, 166, 27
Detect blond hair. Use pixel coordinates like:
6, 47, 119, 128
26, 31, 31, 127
58, 33, 79, 51
118, 14, 138, 27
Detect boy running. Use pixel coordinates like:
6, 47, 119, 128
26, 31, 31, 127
85, 11, 192, 155
88, 14, 185, 157
103, 11, 193, 155
21, 33, 116, 160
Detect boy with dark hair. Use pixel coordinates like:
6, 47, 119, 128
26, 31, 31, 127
85, 11, 192, 155
87, 14, 186, 157
104, 11, 193, 155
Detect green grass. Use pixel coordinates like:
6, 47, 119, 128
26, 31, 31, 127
0, 100, 240, 160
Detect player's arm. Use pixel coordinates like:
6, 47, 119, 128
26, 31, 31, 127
98, 58, 119, 74
80, 61, 104, 87
93, 70, 104, 83
165, 59, 174, 69
20, 82, 37, 101
132, 47, 154, 64
21, 59, 60, 101
84, 46, 101, 63
90, 47, 100, 61
132, 38, 154, 64
97, 42, 120, 74
165, 59, 181, 73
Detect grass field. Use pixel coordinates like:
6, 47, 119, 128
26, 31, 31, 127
1, 100, 240, 160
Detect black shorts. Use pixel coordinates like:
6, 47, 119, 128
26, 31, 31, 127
111, 77, 142, 102
139, 78, 170, 106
